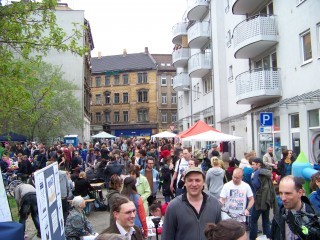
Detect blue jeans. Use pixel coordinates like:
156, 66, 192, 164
19, 194, 40, 234
249, 206, 270, 240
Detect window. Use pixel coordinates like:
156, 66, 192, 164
114, 111, 120, 122
95, 76, 101, 87
309, 109, 320, 127
317, 23, 320, 57
114, 75, 120, 85
161, 76, 167, 86
254, 52, 278, 70
123, 92, 129, 103
138, 90, 148, 102
171, 93, 177, 104
291, 114, 300, 128
162, 93, 167, 104
228, 65, 233, 81
226, 30, 231, 47
171, 77, 174, 86
105, 92, 111, 104
104, 111, 110, 123
138, 109, 148, 122
96, 94, 101, 104
114, 93, 120, 104
301, 30, 312, 62
161, 113, 167, 123
204, 77, 212, 93
105, 76, 110, 86
137, 72, 148, 83
123, 111, 129, 122
171, 113, 177, 123
123, 74, 129, 85
95, 112, 101, 123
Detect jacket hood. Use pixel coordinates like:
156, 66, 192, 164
210, 167, 225, 176
106, 189, 120, 200
259, 168, 272, 178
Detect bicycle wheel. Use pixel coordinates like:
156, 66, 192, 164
8, 180, 22, 197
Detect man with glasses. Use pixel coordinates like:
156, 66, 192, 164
101, 195, 143, 240
140, 156, 159, 206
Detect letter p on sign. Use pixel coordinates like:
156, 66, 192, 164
260, 112, 273, 126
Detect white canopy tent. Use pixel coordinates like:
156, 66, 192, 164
151, 131, 176, 141
91, 131, 116, 139
182, 130, 242, 142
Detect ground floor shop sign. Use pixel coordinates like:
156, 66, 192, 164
34, 162, 65, 240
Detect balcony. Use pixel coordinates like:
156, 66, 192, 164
172, 22, 188, 44
172, 48, 190, 68
188, 52, 211, 78
232, 0, 266, 15
235, 68, 282, 104
188, 21, 210, 49
173, 73, 190, 92
186, 0, 209, 21
233, 15, 278, 59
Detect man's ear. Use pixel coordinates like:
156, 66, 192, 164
113, 211, 118, 220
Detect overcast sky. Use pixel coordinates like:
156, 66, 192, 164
63, 0, 188, 57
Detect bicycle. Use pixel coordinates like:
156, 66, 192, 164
5, 173, 23, 197
221, 208, 250, 222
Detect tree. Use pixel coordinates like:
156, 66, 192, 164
0, 0, 88, 140
2, 60, 83, 143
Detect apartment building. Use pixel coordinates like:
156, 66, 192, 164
43, 4, 94, 143
151, 54, 178, 132
90, 48, 160, 138
172, 0, 320, 161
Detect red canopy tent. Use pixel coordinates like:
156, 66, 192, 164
178, 120, 220, 139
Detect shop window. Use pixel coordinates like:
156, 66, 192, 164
309, 109, 320, 127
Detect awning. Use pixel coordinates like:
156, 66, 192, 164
219, 89, 320, 123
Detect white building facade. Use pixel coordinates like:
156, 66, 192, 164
172, 0, 320, 161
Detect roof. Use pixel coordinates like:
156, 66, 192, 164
178, 120, 219, 138
91, 52, 157, 73
151, 54, 176, 71
219, 89, 320, 123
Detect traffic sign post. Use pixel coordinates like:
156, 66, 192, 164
260, 112, 273, 126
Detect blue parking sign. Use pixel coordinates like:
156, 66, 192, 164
260, 112, 273, 126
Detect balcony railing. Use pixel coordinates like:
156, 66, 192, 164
188, 21, 210, 49
172, 22, 188, 44
235, 68, 282, 104
173, 73, 190, 92
186, 0, 209, 21
172, 48, 190, 68
233, 14, 278, 59
232, 0, 265, 15
188, 52, 211, 78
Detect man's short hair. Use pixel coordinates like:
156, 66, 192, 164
112, 196, 131, 213
281, 175, 305, 192
252, 157, 264, 166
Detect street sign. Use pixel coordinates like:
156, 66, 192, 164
260, 112, 273, 126
260, 126, 272, 133
260, 133, 272, 141
169, 125, 175, 131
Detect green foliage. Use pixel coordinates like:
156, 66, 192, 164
8, 196, 19, 222
0, 0, 88, 143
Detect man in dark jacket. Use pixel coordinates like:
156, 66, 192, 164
100, 195, 143, 240
250, 158, 277, 240
104, 156, 122, 189
271, 175, 320, 240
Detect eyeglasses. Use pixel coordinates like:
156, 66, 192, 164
119, 209, 136, 215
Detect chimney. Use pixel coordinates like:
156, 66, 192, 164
123, 49, 127, 57
144, 47, 149, 54
98, 51, 101, 59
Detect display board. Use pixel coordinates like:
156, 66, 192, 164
34, 162, 65, 240
0, 171, 12, 222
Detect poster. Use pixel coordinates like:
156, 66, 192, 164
34, 162, 65, 240
0, 172, 12, 222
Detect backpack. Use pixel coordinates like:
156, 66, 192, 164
94, 199, 109, 211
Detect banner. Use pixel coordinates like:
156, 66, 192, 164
0, 171, 12, 222
34, 162, 65, 240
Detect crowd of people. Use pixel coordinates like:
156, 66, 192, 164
1, 138, 320, 240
